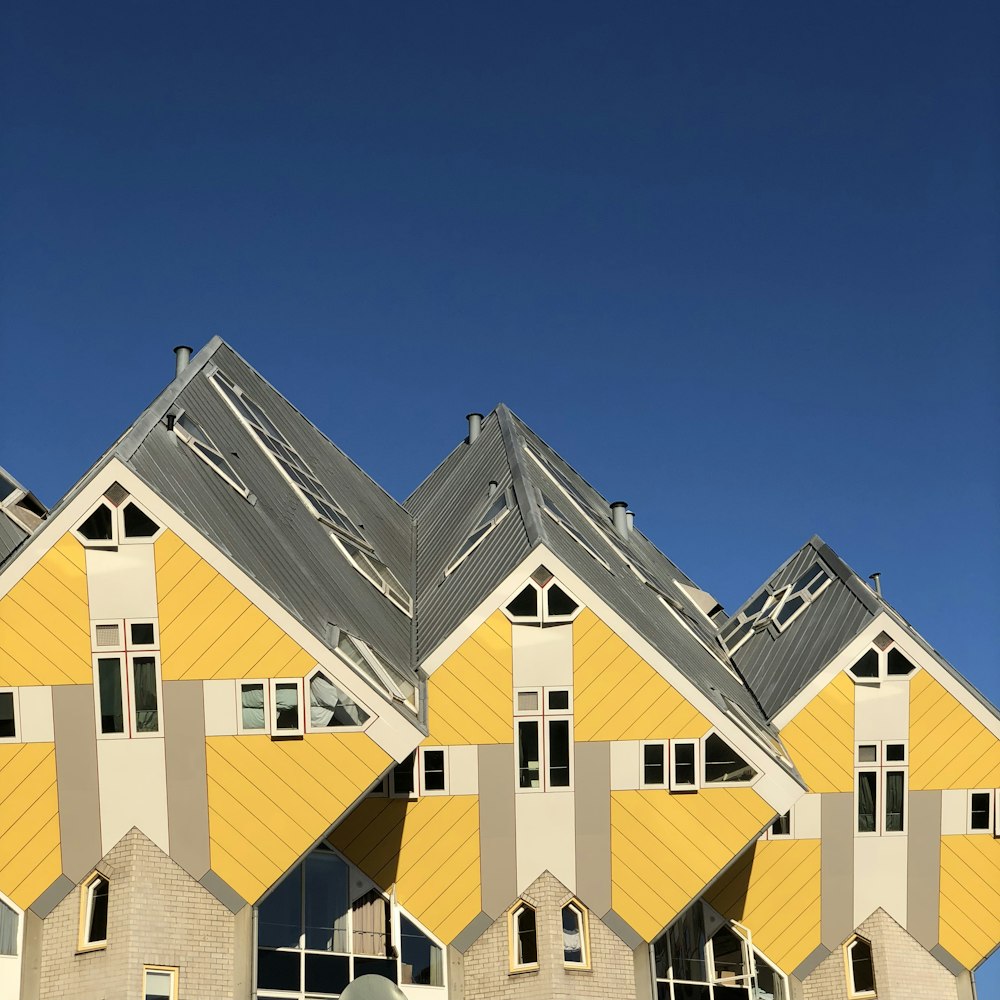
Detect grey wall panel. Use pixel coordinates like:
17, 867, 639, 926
19, 909, 42, 1000
820, 793, 854, 949
908, 790, 942, 950
478, 744, 517, 918
163, 680, 211, 880
575, 742, 612, 916
52, 685, 103, 883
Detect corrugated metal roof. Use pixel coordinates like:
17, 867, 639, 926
0, 513, 27, 566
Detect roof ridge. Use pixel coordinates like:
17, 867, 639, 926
495, 404, 546, 547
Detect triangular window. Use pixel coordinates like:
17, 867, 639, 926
173, 411, 249, 497
445, 488, 513, 576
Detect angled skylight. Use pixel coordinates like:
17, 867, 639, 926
539, 493, 610, 570
173, 410, 249, 497
210, 369, 412, 615
719, 590, 780, 653
0, 467, 46, 532
333, 629, 418, 713
445, 487, 513, 576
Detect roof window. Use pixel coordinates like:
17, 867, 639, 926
172, 411, 250, 497
333, 629, 418, 713
445, 487, 513, 576
539, 493, 610, 570
0, 468, 46, 532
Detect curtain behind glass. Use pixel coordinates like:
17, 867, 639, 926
858, 772, 877, 832
0, 899, 17, 956
132, 657, 159, 732
885, 772, 904, 831
309, 672, 369, 728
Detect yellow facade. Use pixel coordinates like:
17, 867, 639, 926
155, 531, 316, 681
330, 795, 481, 944
705, 838, 822, 973
909, 672, 1000, 790
939, 835, 1000, 969
0, 742, 62, 908
205, 732, 391, 904
610, 787, 774, 942
573, 609, 710, 742
0, 533, 91, 687
779, 672, 854, 793
423, 611, 512, 745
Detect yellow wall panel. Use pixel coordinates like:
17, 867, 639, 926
706, 839, 822, 973
424, 612, 512, 746
779, 673, 854, 793
939, 835, 1000, 969
0, 533, 91, 686
910, 672, 1000, 790
0, 743, 61, 908
573, 610, 710, 742
330, 794, 481, 944
154, 531, 320, 682
610, 787, 774, 941
205, 732, 391, 904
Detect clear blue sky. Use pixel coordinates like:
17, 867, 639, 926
2, 0, 998, 985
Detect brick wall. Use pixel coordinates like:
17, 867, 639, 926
39, 827, 237, 1000
461, 871, 635, 1000
801, 908, 959, 1000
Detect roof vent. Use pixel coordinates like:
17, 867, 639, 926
611, 501, 629, 540
626, 510, 635, 533
466, 413, 483, 444
488, 480, 499, 497
173, 345, 193, 378
868, 572, 882, 597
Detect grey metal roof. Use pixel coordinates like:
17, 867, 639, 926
0, 512, 27, 565
0, 465, 45, 567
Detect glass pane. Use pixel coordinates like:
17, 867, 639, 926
885, 743, 905, 762
723, 621, 754, 650
562, 905, 583, 963
258, 865, 302, 949
704, 733, 756, 783
0, 692, 14, 739
423, 750, 446, 792
858, 744, 878, 763
771, 811, 791, 836
240, 683, 266, 730
517, 691, 539, 712
516, 907, 537, 966
256, 950, 300, 993
393, 753, 416, 795
0, 898, 17, 956
273, 682, 300, 731
850, 939, 875, 993
400, 914, 443, 986
858, 772, 878, 832
674, 742, 696, 786
309, 672, 369, 727
144, 969, 173, 1000
123, 503, 160, 538
547, 689, 570, 711
668, 905, 708, 981
775, 595, 805, 626
132, 657, 159, 733
548, 719, 571, 787
653, 932, 669, 979
885, 772, 905, 831
850, 649, 879, 678
508, 585, 539, 618
304, 853, 349, 952
754, 950, 787, 1000
546, 584, 578, 617
0, 473, 16, 502
886, 648, 915, 675
711, 925, 747, 984
130, 622, 155, 646
644, 743, 665, 785
970, 792, 991, 830
98, 659, 124, 734
354, 956, 397, 983
518, 721, 540, 789
88, 878, 109, 942
79, 504, 113, 541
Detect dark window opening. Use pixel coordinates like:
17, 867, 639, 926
771, 811, 791, 836
546, 584, 578, 617
422, 750, 446, 792
970, 792, 992, 831
122, 503, 160, 538
507, 585, 539, 619
886, 648, 915, 676
850, 649, 879, 679
0, 692, 15, 739
79, 504, 113, 541
703, 733, 757, 783
644, 743, 665, 786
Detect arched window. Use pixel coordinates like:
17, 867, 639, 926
509, 902, 538, 971
845, 935, 877, 997
78, 873, 109, 951
562, 900, 589, 968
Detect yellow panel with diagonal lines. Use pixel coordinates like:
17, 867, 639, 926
910, 672, 1000, 790
705, 838, 821, 973
0, 533, 91, 686
154, 531, 317, 681
424, 611, 512, 745
573, 609, 710, 741
779, 672, 855, 793
330, 794, 481, 944
0, 742, 62, 908
610, 787, 774, 942
939, 835, 1000, 969
205, 732, 391, 904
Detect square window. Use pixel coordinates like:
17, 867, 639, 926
885, 743, 906, 762
548, 690, 569, 711
517, 691, 539, 713
858, 744, 878, 764
130, 622, 155, 646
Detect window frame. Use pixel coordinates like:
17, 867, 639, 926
172, 407, 251, 499
0, 688, 20, 744
669, 738, 700, 792
117, 497, 164, 545
73, 499, 119, 547
332, 629, 418, 713
269, 678, 305, 738
514, 687, 574, 793
854, 742, 908, 836
508, 901, 539, 973
502, 575, 583, 626
846, 637, 920, 684
93, 654, 130, 740
390, 751, 420, 800
419, 746, 450, 796
844, 934, 877, 999
968, 789, 995, 834
765, 810, 794, 840
127, 652, 164, 738
0, 891, 20, 958
236, 680, 270, 735
640, 740, 668, 789
561, 899, 591, 970
77, 872, 110, 953
444, 487, 514, 577
701, 729, 759, 787
142, 965, 179, 1000
303, 666, 373, 734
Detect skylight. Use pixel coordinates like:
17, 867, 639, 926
0, 468, 46, 532
173, 411, 249, 497
539, 493, 610, 570
445, 487, 513, 575
210, 369, 412, 614
333, 629, 418, 713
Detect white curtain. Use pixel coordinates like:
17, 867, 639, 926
309, 673, 368, 727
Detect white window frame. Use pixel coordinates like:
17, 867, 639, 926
561, 898, 590, 969
701, 729, 759, 787
844, 934, 877, 999
332, 629, 418, 713
669, 738, 700, 792
0, 688, 20, 745
538, 491, 612, 571
126, 618, 159, 651
968, 789, 995, 835
127, 652, 164, 738
515, 687, 574, 793
639, 740, 668, 789
508, 901, 539, 973
764, 809, 794, 840
73, 499, 119, 547
91, 618, 125, 652
93, 654, 130, 740
854, 742, 908, 836
846, 638, 920, 684
328, 533, 413, 617
419, 746, 450, 796
269, 678, 305, 737
78, 871, 109, 952
236, 680, 270, 735
143, 964, 179, 1000
117, 497, 164, 545
445, 487, 514, 577
303, 667, 372, 734
502, 575, 583, 626
0, 890, 21, 958
172, 408, 251, 499
767, 564, 833, 633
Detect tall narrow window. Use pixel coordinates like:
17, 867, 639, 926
270, 679, 303, 736
238, 682, 267, 732
515, 687, 572, 791
548, 719, 571, 788
421, 749, 447, 793
970, 791, 993, 832
510, 903, 538, 971
885, 771, 905, 832
391, 752, 417, 797
79, 873, 109, 950
642, 742, 666, 787
562, 901, 589, 968
517, 720, 541, 789
131, 655, 160, 734
0, 690, 16, 741
0, 898, 17, 956
857, 771, 878, 833
97, 658, 126, 735
670, 740, 698, 791
845, 935, 876, 997
770, 811, 792, 838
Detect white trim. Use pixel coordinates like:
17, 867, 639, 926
968, 788, 995, 835
72, 498, 119, 548
127, 652, 164, 738
172, 407, 251, 499
93, 654, 129, 739
419, 746, 449, 796
639, 740, 668, 789
701, 728, 760, 787
669, 738, 699, 792
235, 680, 270, 735
444, 487, 513, 577
303, 665, 374, 734
269, 678, 305, 737
116, 496, 165, 545
763, 809, 794, 840
390, 751, 419, 799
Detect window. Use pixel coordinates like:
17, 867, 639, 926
845, 935, 876, 998
515, 687, 573, 791
307, 670, 371, 730
538, 494, 611, 570
391, 752, 417, 798
0, 689, 18, 742
78, 873, 109, 951
670, 739, 699, 791
703, 732, 758, 784
270, 679, 304, 736
0, 467, 45, 532
503, 568, 582, 626
969, 790, 995, 833
855, 743, 908, 835
509, 903, 538, 972
848, 637, 917, 683
172, 409, 250, 497
420, 748, 448, 795
719, 589, 782, 653
256, 845, 444, 997
757, 562, 832, 632
143, 966, 178, 1000
562, 901, 589, 968
0, 897, 18, 957
445, 487, 513, 575
641, 741, 667, 788
767, 811, 793, 839
210, 370, 412, 615
73, 491, 162, 547
333, 630, 418, 713
93, 650, 163, 739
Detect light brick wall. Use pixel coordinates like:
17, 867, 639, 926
461, 871, 635, 1000
39, 827, 237, 1000
801, 908, 959, 1000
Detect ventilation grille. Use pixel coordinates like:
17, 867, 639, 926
874, 631, 894, 651
95, 624, 121, 648
104, 482, 129, 506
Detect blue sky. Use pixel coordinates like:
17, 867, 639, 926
2, 0, 998, 985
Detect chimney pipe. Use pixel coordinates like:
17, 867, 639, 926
611, 501, 629, 540
868, 572, 882, 597
173, 345, 193, 378
626, 510, 635, 533
466, 413, 483, 444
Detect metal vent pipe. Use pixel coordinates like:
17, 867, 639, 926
173, 345, 193, 377
611, 501, 629, 540
869, 572, 882, 597
626, 510, 635, 533
466, 413, 483, 444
